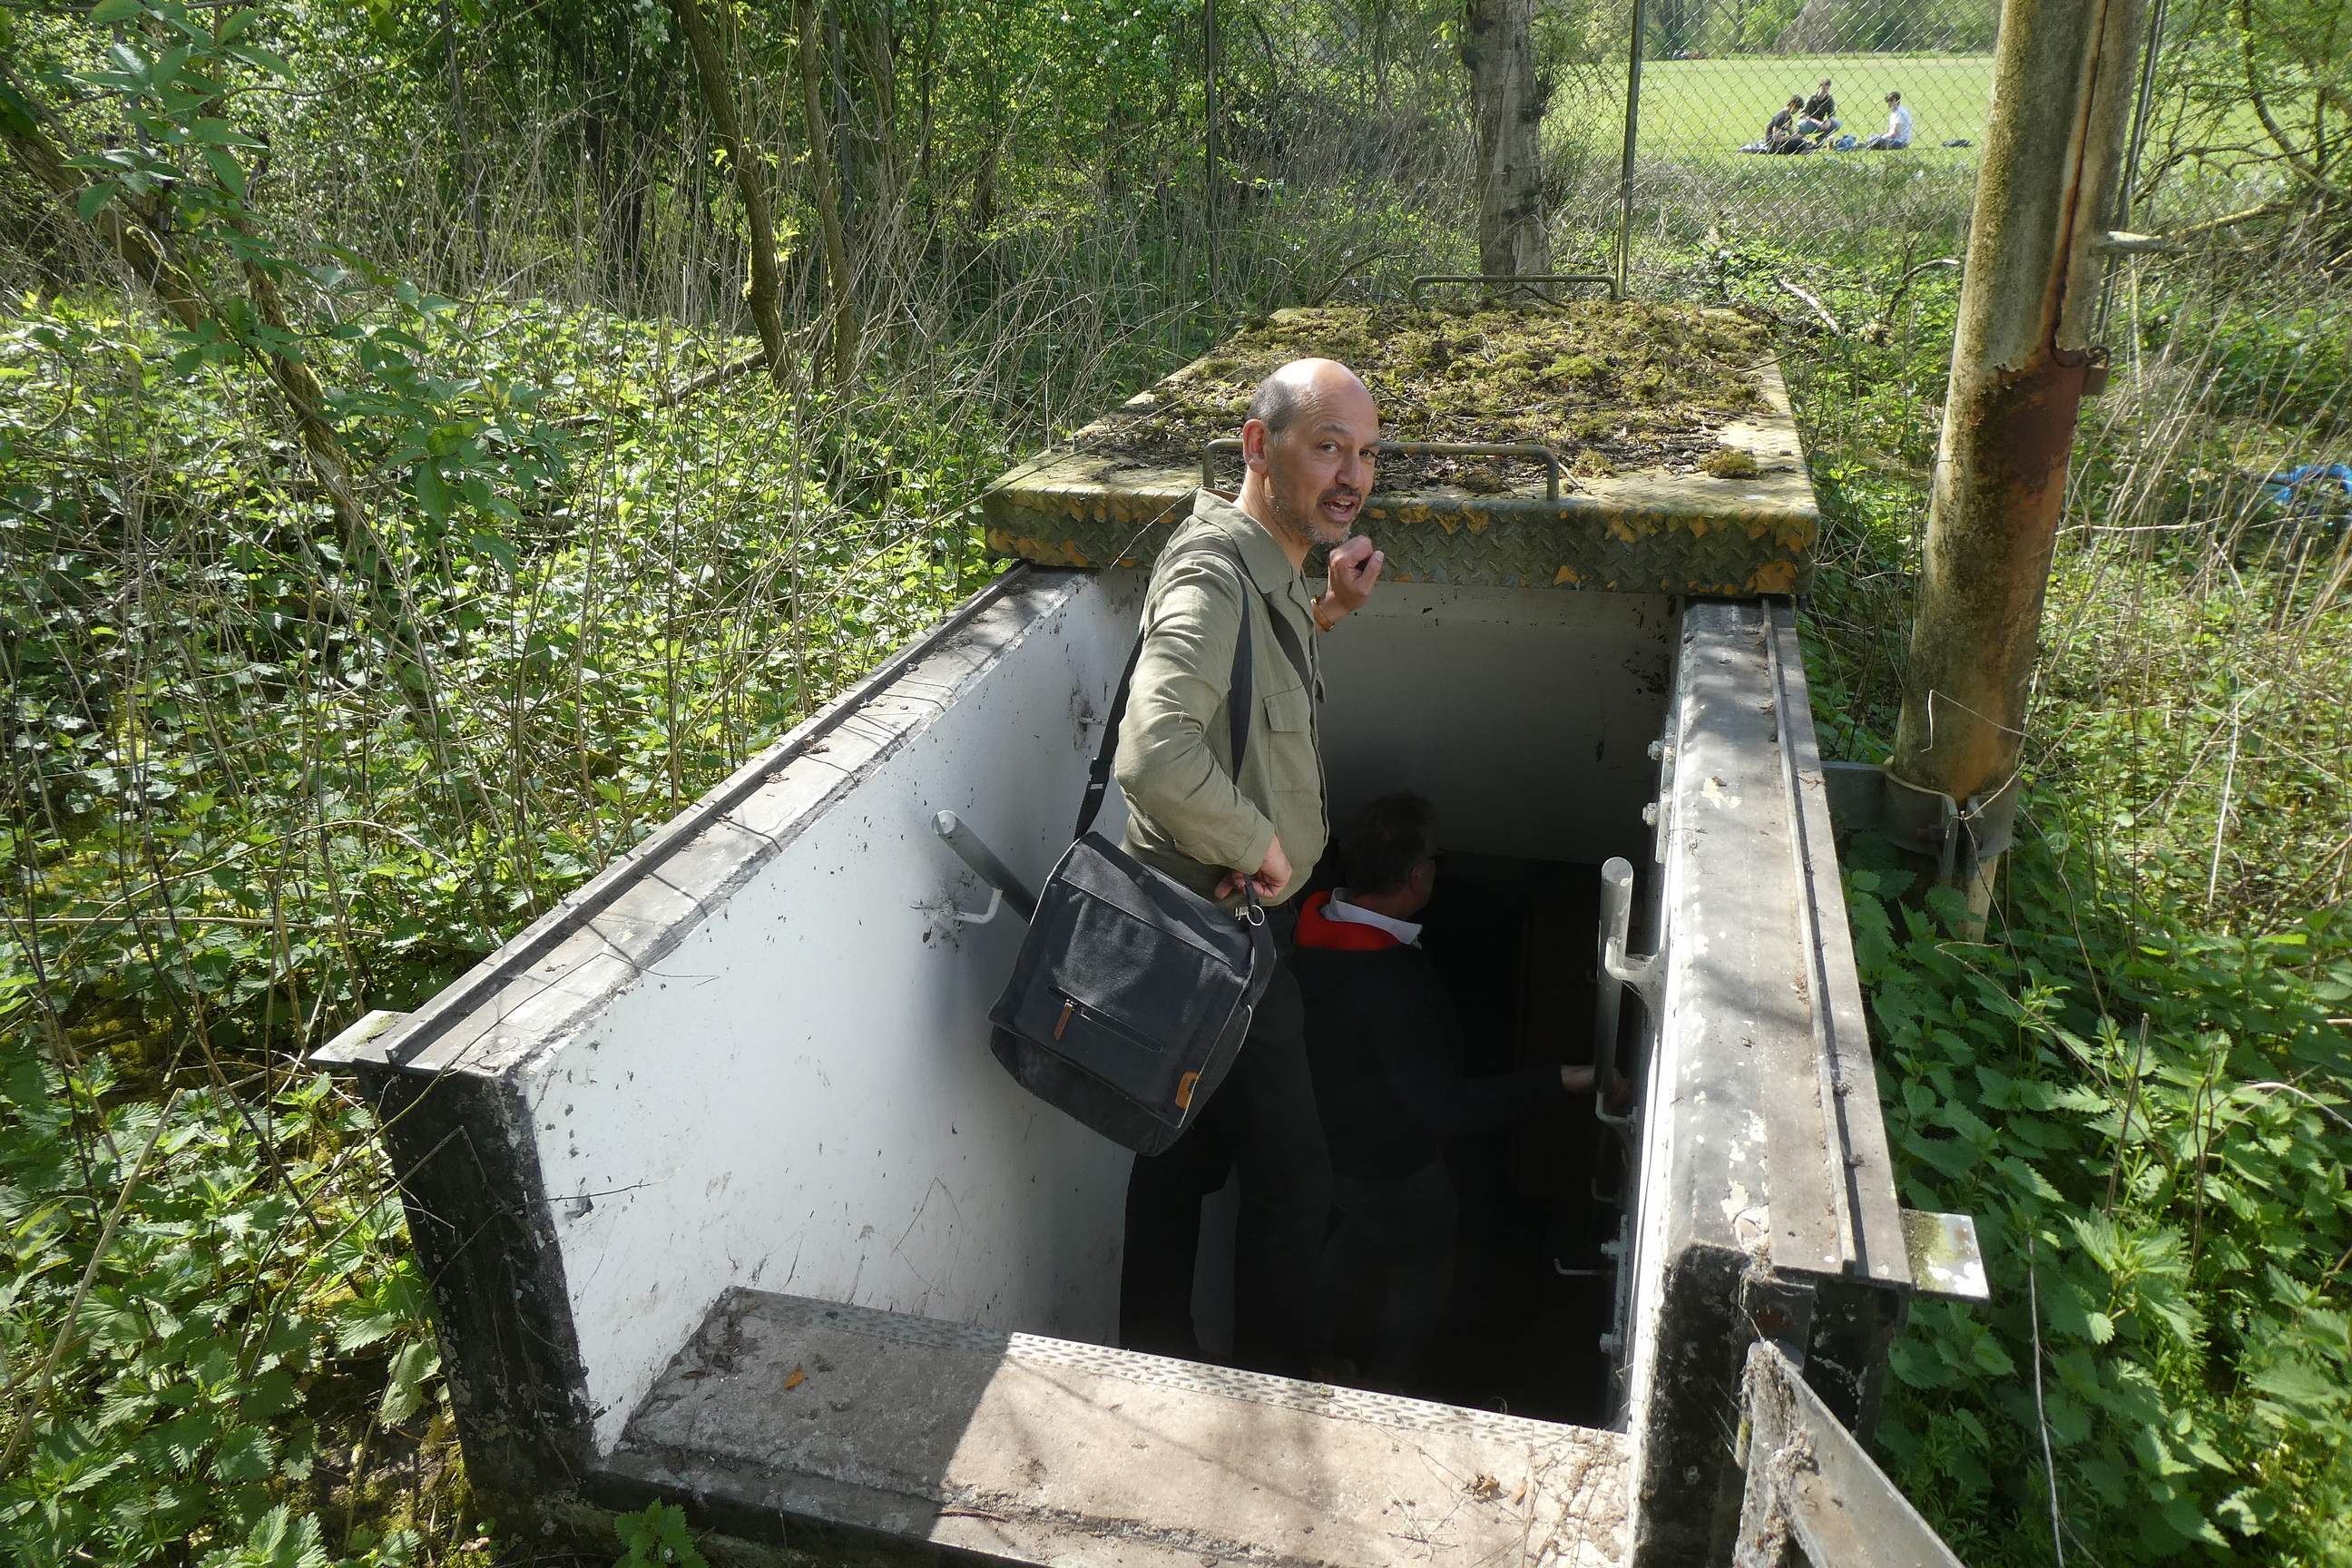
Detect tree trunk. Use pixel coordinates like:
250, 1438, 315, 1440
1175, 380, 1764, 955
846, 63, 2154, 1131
667, 0, 789, 381
3, 117, 368, 547
846, 2, 902, 288
1461, 0, 1552, 279
438, 0, 481, 249
796, 0, 860, 383
916, 0, 939, 214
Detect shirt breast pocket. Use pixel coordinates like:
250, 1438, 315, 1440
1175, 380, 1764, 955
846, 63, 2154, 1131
1263, 684, 1313, 733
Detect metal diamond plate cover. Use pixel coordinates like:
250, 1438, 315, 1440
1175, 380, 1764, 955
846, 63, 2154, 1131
982, 360, 1818, 596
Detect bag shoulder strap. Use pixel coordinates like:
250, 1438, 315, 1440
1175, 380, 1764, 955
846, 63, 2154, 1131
1192, 534, 1315, 693
1072, 535, 1260, 842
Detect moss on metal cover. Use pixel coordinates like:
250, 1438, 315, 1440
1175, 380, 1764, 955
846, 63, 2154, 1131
1084, 302, 1774, 491
982, 301, 1819, 597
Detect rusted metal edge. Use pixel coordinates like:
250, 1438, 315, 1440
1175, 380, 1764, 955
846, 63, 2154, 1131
1766, 602, 1911, 1289
1200, 436, 1567, 501
1735, 1341, 1964, 1568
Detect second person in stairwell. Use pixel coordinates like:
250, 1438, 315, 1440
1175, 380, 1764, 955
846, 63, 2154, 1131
1293, 790, 1609, 1391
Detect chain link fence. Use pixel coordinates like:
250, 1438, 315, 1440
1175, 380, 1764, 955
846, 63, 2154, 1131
1544, 0, 2004, 295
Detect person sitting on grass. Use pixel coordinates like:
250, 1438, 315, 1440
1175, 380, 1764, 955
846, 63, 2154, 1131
1293, 791, 1612, 1391
1799, 78, 1838, 138
1862, 91, 1915, 150
1763, 96, 1810, 153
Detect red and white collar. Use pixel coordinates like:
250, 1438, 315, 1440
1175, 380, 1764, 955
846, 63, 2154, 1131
1296, 889, 1422, 951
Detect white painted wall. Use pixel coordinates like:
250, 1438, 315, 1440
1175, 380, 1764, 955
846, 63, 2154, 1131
1318, 583, 1673, 867
522, 572, 1144, 1453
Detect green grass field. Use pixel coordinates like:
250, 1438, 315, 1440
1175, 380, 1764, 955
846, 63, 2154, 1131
1577, 51, 1995, 165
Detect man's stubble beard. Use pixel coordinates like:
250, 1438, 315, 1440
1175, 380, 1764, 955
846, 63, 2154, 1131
1265, 476, 1361, 549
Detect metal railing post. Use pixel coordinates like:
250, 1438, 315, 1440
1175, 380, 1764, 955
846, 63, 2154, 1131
1204, 0, 1220, 302
1614, 0, 1647, 299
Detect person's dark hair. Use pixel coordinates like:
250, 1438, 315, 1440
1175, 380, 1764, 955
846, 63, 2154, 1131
1338, 790, 1438, 897
1248, 371, 1307, 437
1786, 95, 1803, 108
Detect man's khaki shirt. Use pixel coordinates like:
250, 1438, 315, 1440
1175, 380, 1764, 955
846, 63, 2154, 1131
1114, 490, 1327, 906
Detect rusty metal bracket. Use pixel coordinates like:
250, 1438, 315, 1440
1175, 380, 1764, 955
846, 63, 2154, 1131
1820, 761, 2020, 884
2081, 345, 2114, 397
1743, 1273, 1818, 1367
1200, 437, 1563, 501
1406, 272, 1615, 307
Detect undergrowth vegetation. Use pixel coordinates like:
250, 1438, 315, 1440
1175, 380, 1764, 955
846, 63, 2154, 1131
1757, 228, 2352, 1563
1, 0, 2347, 1563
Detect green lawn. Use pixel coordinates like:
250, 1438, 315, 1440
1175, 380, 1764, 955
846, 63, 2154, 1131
1573, 51, 1995, 166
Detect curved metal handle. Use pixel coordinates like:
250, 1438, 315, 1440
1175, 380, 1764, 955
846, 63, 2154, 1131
933, 811, 1037, 923
1201, 437, 1563, 502
1407, 272, 1617, 306
1595, 856, 1664, 1131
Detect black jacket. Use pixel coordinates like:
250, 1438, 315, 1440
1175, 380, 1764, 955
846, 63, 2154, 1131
1292, 892, 1566, 1181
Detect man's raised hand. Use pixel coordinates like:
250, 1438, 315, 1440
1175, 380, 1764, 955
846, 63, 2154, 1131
1317, 534, 1385, 630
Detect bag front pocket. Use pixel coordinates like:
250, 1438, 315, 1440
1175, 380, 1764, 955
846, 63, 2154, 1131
1042, 991, 1191, 1120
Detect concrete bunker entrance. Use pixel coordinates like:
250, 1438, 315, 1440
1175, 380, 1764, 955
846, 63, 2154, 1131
327, 554, 1916, 1568
577, 564, 1674, 1561
309, 300, 1919, 1559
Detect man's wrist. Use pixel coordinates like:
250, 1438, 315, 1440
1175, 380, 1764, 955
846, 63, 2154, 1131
1312, 593, 1342, 632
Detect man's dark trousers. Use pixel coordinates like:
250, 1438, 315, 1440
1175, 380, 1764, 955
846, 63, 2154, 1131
1120, 903, 1330, 1375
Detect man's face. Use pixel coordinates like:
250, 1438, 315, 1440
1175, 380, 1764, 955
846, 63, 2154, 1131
1248, 384, 1380, 546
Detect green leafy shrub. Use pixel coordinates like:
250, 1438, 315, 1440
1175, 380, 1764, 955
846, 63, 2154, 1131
0, 1035, 450, 1564
1850, 838, 2352, 1565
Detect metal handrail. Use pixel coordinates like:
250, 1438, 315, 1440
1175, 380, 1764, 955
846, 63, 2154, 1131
1406, 272, 1617, 306
933, 810, 1037, 923
1593, 857, 1646, 1131
1200, 436, 1563, 502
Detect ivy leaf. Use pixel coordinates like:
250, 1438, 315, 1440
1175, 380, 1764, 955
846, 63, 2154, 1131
87, 0, 147, 23
414, 463, 450, 523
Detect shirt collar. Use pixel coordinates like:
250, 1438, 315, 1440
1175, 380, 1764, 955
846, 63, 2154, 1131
1191, 487, 1309, 602
1325, 888, 1423, 947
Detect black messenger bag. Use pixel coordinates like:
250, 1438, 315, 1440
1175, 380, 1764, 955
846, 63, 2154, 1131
988, 537, 1298, 1154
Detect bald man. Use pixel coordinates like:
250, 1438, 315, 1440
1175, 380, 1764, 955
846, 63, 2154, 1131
1116, 358, 1387, 1375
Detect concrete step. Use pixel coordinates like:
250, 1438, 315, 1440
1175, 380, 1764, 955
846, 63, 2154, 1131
607, 1289, 1629, 1568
